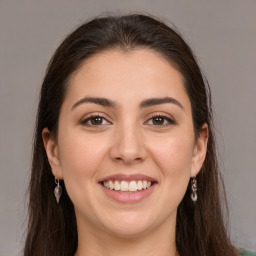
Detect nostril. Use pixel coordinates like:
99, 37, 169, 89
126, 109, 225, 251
109, 136, 147, 164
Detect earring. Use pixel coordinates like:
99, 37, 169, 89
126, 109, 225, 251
54, 177, 62, 204
190, 176, 198, 203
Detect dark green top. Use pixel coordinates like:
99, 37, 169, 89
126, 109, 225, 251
240, 249, 256, 256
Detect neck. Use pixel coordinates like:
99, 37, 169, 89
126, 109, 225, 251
74, 214, 179, 256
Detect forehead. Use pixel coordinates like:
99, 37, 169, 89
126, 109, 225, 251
65, 49, 191, 111
72, 48, 183, 84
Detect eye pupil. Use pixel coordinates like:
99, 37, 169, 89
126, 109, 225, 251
91, 117, 102, 125
153, 116, 164, 125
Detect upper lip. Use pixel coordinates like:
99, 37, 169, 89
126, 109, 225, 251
99, 173, 157, 183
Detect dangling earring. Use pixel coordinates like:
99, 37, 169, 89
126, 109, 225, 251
54, 177, 62, 204
190, 176, 198, 203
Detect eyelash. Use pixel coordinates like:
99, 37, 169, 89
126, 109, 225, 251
80, 114, 111, 126
145, 114, 176, 126
80, 113, 176, 127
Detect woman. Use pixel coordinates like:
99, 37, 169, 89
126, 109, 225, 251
24, 14, 240, 256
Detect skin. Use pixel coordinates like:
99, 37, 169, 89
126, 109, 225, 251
43, 49, 208, 256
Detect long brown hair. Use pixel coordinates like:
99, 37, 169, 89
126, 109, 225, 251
24, 14, 239, 256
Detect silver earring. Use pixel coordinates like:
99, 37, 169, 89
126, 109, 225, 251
190, 176, 198, 203
54, 177, 62, 204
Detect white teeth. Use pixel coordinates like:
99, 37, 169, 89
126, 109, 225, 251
129, 181, 137, 192
109, 180, 114, 190
114, 180, 120, 191
102, 180, 153, 192
142, 180, 147, 189
120, 181, 129, 191
104, 181, 109, 188
137, 180, 143, 190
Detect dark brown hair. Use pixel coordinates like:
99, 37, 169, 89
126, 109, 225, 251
24, 14, 239, 256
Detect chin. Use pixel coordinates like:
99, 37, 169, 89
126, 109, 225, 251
99, 210, 158, 238
105, 223, 152, 238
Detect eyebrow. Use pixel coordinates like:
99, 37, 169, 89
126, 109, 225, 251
71, 96, 184, 111
139, 97, 184, 110
71, 97, 116, 110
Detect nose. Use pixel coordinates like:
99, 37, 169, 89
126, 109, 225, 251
109, 122, 147, 165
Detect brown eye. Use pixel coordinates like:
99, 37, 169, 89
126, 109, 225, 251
152, 116, 165, 125
146, 115, 176, 126
91, 117, 103, 125
81, 115, 111, 126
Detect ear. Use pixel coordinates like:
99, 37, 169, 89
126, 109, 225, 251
191, 123, 209, 177
42, 128, 63, 180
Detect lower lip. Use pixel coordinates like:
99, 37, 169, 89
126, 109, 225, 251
100, 184, 156, 203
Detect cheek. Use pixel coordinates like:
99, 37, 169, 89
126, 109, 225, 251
148, 133, 194, 202
59, 128, 109, 172
57, 131, 108, 201
150, 134, 194, 175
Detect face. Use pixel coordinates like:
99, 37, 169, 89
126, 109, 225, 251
43, 49, 208, 238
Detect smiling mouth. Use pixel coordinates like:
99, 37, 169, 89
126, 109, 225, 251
100, 180, 157, 193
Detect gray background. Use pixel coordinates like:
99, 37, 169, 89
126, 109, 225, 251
0, 0, 255, 255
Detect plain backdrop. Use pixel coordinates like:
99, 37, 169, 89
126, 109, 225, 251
0, 1, 255, 255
